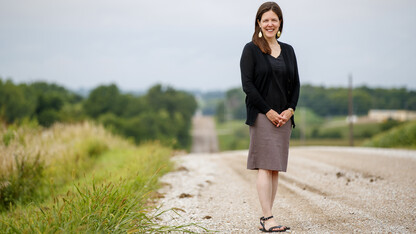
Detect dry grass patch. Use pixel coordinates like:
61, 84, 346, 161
0, 121, 129, 210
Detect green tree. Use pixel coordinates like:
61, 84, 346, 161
29, 81, 84, 126
30, 81, 82, 104
353, 89, 372, 115
216, 101, 226, 123
0, 80, 37, 123
225, 88, 246, 120
407, 93, 416, 110
95, 84, 197, 149
84, 84, 124, 118
145, 84, 197, 120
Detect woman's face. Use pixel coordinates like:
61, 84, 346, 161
258, 10, 280, 39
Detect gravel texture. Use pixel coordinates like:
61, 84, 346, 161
155, 117, 416, 233
156, 147, 416, 233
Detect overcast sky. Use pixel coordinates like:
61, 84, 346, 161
1, 0, 415, 92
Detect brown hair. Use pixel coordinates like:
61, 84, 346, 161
252, 2, 284, 54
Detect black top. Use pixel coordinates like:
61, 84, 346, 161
240, 41, 300, 127
266, 54, 287, 113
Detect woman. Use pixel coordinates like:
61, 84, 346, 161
240, 1, 300, 232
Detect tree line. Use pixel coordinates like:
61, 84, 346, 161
299, 84, 416, 116
0, 78, 197, 148
216, 85, 416, 121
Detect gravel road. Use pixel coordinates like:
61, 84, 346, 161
156, 117, 416, 233
190, 115, 219, 154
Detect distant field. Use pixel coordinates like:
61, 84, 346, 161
290, 139, 365, 147
216, 120, 249, 151
215, 111, 410, 151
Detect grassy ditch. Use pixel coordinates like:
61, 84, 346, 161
0, 122, 125, 209
0, 122, 194, 233
363, 120, 416, 149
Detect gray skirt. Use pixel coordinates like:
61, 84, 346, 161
247, 113, 292, 172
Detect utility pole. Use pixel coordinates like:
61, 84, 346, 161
348, 74, 354, 146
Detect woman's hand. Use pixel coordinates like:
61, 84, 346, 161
279, 109, 293, 126
266, 109, 288, 127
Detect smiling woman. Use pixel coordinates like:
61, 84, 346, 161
240, 1, 300, 232
252, 2, 283, 55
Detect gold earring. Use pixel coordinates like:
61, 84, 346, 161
258, 30, 262, 38
277, 31, 281, 38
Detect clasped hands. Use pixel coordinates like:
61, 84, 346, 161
266, 109, 292, 127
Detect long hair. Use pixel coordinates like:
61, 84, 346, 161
252, 2, 284, 54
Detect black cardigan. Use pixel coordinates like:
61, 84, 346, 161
240, 41, 300, 127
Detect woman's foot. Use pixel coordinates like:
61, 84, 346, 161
259, 216, 287, 232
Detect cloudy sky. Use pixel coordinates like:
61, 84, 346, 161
1, 0, 415, 92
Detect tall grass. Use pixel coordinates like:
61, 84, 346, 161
0, 121, 124, 178
0, 121, 126, 209
363, 120, 416, 149
1, 145, 186, 233
0, 122, 202, 232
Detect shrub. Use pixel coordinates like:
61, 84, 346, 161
380, 118, 401, 131
37, 109, 60, 127
363, 121, 416, 149
2, 129, 15, 146
0, 153, 44, 211
310, 128, 342, 139
84, 139, 109, 158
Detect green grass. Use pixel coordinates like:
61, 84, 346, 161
0, 122, 202, 233
216, 119, 249, 151
0, 122, 124, 210
1, 145, 177, 233
363, 120, 416, 149
314, 122, 382, 139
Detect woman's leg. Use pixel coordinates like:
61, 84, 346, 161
257, 169, 273, 217
270, 171, 279, 210
257, 170, 285, 231
257, 170, 280, 214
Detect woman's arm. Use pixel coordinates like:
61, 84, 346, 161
240, 43, 271, 114
288, 47, 300, 110
280, 44, 299, 127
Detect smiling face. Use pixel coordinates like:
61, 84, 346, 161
258, 10, 280, 40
